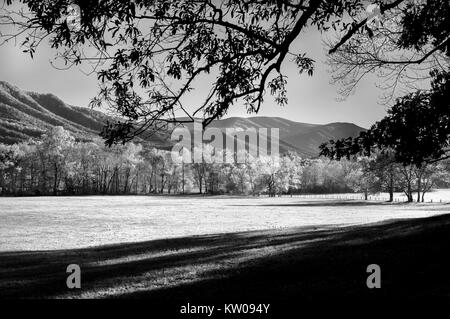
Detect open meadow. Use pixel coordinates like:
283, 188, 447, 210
1, 194, 450, 251
1, 195, 450, 300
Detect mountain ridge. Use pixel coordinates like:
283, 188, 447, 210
0, 81, 365, 157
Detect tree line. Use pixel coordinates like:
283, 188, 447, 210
1, 127, 448, 201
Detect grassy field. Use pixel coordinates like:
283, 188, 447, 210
1, 196, 450, 300
1, 195, 450, 251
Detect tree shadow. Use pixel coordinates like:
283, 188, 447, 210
230, 200, 404, 207
1, 214, 450, 299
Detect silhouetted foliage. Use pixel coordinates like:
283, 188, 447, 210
320, 71, 450, 166
323, 0, 449, 166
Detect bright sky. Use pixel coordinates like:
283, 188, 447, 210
0, 20, 389, 129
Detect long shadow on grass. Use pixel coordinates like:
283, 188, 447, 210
1, 214, 450, 299
231, 200, 408, 207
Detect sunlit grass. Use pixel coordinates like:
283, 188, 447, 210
1, 194, 449, 251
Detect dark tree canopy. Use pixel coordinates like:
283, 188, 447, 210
322, 0, 449, 165
320, 70, 450, 166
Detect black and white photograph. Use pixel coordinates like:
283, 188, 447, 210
0, 0, 449, 312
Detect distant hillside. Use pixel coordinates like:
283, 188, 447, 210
206, 117, 364, 157
0, 81, 168, 147
0, 81, 104, 144
0, 81, 365, 157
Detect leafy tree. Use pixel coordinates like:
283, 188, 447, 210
192, 146, 207, 194
368, 151, 399, 202
67, 141, 100, 194
320, 70, 449, 166
322, 0, 449, 165
40, 126, 75, 195
414, 162, 450, 202
398, 164, 415, 202
0, 143, 26, 194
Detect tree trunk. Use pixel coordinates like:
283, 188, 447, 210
182, 163, 185, 194
160, 173, 165, 193
135, 172, 139, 194
53, 163, 58, 196
406, 181, 413, 202
417, 178, 421, 202
123, 169, 130, 194
388, 167, 394, 202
